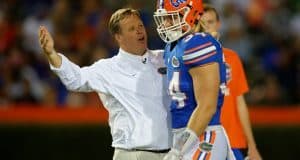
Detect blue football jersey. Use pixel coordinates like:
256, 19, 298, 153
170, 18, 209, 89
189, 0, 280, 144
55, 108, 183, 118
164, 32, 227, 129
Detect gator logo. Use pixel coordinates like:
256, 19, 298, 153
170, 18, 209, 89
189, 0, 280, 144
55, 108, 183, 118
170, 0, 187, 7
199, 142, 213, 152
171, 56, 180, 68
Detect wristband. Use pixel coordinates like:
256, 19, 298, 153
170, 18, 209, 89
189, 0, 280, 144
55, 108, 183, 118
173, 128, 199, 155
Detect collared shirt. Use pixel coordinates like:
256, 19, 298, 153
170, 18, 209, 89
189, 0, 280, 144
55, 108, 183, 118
50, 48, 172, 150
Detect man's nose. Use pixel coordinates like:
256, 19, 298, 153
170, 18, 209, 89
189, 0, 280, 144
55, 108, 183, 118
165, 22, 171, 27
136, 29, 142, 34
136, 27, 144, 34
164, 19, 172, 27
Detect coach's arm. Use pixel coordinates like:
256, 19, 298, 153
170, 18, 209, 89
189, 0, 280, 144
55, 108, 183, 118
38, 26, 107, 93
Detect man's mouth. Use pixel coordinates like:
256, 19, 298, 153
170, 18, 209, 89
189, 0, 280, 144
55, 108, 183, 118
138, 37, 145, 41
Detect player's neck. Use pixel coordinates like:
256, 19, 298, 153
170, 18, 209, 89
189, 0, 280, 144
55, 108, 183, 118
170, 41, 178, 51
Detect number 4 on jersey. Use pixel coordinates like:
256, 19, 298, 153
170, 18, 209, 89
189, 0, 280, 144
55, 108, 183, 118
169, 71, 187, 109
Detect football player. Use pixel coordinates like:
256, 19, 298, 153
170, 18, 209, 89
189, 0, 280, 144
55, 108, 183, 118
154, 0, 235, 159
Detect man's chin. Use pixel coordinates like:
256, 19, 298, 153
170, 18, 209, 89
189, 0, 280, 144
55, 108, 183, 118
138, 43, 147, 49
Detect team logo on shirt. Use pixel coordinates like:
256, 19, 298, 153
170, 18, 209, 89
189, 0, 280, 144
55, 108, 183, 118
199, 142, 213, 152
171, 56, 180, 68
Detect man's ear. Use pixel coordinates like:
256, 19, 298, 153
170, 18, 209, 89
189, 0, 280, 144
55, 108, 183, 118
114, 33, 121, 43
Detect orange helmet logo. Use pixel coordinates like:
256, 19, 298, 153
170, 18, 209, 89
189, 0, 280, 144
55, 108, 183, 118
170, 0, 187, 8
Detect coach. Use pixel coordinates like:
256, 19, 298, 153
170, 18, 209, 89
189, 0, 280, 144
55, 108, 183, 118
38, 8, 171, 160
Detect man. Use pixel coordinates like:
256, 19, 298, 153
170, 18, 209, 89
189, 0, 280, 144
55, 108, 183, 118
201, 4, 262, 160
153, 0, 235, 159
38, 8, 171, 160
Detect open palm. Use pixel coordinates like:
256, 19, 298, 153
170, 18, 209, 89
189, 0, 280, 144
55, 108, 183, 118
38, 26, 55, 55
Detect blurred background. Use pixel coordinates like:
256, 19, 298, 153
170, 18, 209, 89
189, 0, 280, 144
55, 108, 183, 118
0, 0, 299, 159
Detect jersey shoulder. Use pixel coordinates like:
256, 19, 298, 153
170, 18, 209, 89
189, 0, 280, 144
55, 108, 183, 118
182, 32, 220, 52
181, 33, 221, 66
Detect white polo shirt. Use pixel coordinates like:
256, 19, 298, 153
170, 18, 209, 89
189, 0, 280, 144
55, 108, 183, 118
50, 48, 172, 150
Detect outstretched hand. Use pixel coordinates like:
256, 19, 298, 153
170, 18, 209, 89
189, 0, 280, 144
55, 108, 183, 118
38, 26, 62, 67
38, 26, 55, 56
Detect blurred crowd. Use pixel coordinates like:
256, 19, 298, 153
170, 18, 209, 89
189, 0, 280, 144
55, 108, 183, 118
0, 0, 299, 107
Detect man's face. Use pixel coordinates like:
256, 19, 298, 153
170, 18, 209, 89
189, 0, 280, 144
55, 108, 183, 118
162, 15, 180, 28
201, 10, 220, 33
116, 14, 147, 55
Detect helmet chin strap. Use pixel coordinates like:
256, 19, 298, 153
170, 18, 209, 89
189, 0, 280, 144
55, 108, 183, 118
166, 30, 182, 42
164, 21, 191, 43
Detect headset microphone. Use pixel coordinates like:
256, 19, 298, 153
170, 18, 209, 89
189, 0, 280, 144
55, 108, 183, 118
142, 57, 147, 64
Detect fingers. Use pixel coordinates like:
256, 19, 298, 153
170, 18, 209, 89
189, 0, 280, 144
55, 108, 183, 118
39, 26, 45, 47
39, 26, 49, 49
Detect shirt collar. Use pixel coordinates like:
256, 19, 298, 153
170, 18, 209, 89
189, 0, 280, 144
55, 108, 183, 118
117, 48, 149, 64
